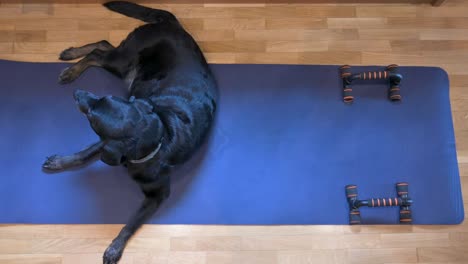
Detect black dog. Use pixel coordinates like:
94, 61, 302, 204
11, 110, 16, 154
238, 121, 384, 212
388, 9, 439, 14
42, 2, 217, 263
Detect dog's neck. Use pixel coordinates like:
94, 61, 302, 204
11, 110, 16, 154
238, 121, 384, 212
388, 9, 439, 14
128, 138, 163, 164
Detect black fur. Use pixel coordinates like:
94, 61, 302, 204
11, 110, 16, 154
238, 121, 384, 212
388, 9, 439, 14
42, 2, 217, 263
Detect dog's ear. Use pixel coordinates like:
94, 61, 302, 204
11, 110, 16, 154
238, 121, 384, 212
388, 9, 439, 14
133, 98, 153, 114
100, 140, 126, 166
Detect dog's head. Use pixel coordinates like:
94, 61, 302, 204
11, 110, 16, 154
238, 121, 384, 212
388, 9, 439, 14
74, 89, 164, 165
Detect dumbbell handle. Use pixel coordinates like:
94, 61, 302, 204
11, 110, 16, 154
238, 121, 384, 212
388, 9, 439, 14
344, 71, 389, 80
344, 71, 402, 83
349, 197, 413, 209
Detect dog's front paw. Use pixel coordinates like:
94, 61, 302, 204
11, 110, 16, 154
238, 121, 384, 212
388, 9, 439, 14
58, 67, 77, 84
103, 243, 124, 264
59, 47, 77, 61
42, 155, 64, 171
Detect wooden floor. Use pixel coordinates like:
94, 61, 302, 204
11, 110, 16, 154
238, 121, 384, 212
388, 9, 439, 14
1, 1, 468, 263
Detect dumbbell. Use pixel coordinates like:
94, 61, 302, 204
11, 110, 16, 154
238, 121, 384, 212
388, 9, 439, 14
340, 64, 403, 103
345, 182, 413, 224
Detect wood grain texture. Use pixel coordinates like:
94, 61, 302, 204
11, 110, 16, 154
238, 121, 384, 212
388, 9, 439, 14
432, 0, 447, 6
0, 1, 467, 263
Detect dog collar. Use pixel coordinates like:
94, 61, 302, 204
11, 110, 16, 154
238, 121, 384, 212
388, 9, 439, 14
128, 139, 163, 164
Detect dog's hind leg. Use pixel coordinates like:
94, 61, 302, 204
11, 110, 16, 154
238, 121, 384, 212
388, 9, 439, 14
59, 40, 115, 61
43, 141, 105, 171
58, 48, 118, 84
103, 176, 170, 264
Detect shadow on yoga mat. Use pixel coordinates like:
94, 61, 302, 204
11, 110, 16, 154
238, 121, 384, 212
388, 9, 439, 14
0, 59, 464, 225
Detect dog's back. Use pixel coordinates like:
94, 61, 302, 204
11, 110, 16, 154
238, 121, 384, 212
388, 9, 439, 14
105, 1, 218, 165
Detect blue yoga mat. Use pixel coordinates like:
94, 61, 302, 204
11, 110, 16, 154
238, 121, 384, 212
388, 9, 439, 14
0, 59, 463, 224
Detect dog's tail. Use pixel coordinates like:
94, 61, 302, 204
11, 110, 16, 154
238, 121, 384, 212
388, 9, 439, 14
103, 1, 177, 23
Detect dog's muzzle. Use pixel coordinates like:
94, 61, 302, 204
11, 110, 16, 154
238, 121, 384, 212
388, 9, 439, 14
74, 89, 98, 114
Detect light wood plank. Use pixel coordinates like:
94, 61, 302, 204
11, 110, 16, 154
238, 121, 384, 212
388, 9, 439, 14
266, 18, 326, 29
361, 51, 468, 64
343, 225, 413, 234
327, 18, 387, 29
14, 19, 78, 31
15, 30, 47, 42
266, 40, 328, 52
356, 6, 419, 17
0, 31, 14, 42
46, 30, 109, 43
206, 251, 278, 264
236, 29, 359, 41
230, 6, 356, 18
420, 6, 468, 17
433, 0, 448, 6
277, 250, 345, 264
170, 236, 241, 251
179, 18, 205, 31
52, 6, 113, 19
201, 52, 236, 63
235, 52, 300, 64
62, 253, 135, 264
241, 235, 343, 250
78, 18, 143, 31
391, 40, 468, 52
167, 252, 206, 264
418, 247, 468, 262
14, 42, 76, 54
0, 225, 64, 239
0, 53, 60, 62
329, 40, 391, 52
449, 232, 468, 247
359, 29, 420, 40
191, 30, 235, 41
0, 43, 13, 53
450, 75, 468, 87
387, 17, 468, 29
342, 234, 381, 249
299, 51, 362, 64
200, 41, 266, 52
0, 254, 61, 264
452, 112, 468, 130
380, 233, 451, 248
203, 18, 266, 30
347, 248, 417, 264
420, 29, 468, 40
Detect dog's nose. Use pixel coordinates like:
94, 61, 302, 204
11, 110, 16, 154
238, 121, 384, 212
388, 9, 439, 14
74, 89, 90, 101
74, 89, 98, 114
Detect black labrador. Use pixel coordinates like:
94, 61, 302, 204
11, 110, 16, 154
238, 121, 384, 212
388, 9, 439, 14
42, 2, 217, 263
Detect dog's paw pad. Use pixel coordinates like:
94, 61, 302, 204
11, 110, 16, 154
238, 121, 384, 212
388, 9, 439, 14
103, 245, 123, 264
42, 155, 63, 171
59, 47, 77, 61
58, 67, 77, 84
